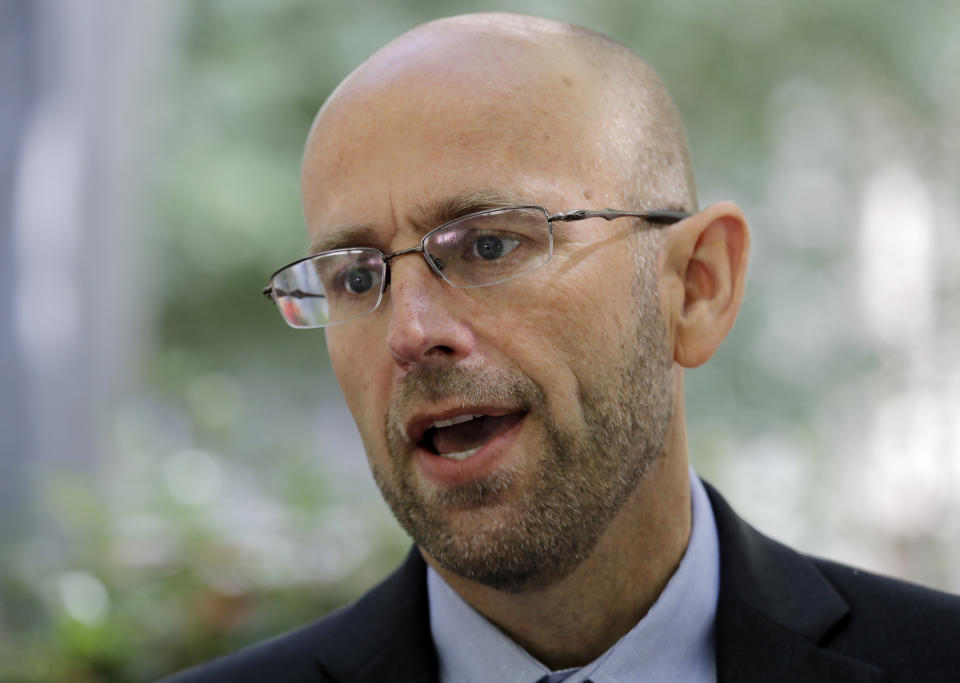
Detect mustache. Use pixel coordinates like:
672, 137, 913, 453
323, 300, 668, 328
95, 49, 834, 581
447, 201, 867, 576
386, 365, 544, 444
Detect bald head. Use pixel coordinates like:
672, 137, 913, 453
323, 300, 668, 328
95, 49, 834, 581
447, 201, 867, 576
304, 13, 696, 217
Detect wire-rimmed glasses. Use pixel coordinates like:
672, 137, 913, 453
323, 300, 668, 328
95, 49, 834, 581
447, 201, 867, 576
262, 205, 689, 329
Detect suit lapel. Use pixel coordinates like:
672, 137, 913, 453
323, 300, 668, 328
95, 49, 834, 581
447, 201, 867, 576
316, 548, 437, 682
705, 483, 885, 682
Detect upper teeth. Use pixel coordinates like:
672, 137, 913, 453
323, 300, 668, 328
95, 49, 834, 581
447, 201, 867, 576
432, 414, 484, 429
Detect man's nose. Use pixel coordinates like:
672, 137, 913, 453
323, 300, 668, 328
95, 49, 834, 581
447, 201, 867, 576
384, 256, 476, 366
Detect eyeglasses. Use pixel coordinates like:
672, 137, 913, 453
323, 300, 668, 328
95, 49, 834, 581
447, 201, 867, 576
262, 205, 689, 329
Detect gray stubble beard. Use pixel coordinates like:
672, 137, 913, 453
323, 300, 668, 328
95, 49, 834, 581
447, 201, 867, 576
370, 259, 674, 593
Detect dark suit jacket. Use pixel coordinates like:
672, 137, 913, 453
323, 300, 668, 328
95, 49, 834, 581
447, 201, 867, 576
162, 483, 960, 682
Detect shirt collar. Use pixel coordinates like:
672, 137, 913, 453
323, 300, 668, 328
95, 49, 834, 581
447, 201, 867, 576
428, 470, 720, 683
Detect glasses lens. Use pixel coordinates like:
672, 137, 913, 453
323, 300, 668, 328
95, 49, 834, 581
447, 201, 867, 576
270, 249, 385, 328
424, 207, 552, 288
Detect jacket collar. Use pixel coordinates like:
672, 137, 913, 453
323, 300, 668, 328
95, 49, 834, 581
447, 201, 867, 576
705, 482, 885, 682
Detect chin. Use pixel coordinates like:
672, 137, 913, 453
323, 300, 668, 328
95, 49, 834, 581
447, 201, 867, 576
421, 528, 582, 594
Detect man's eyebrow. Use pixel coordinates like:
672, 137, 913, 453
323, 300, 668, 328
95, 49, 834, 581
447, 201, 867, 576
307, 190, 534, 255
416, 189, 534, 229
308, 224, 381, 255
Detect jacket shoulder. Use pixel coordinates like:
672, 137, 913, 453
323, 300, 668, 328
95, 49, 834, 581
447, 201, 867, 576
705, 479, 960, 682
160, 549, 435, 682
158, 616, 338, 683
812, 556, 960, 675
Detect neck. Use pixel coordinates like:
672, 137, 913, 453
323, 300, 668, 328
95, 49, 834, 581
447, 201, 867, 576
424, 418, 692, 670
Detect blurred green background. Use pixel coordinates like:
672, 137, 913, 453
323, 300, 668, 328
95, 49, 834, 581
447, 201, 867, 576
1, 0, 957, 680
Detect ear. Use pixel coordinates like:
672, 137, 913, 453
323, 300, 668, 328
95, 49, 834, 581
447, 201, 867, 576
662, 201, 750, 368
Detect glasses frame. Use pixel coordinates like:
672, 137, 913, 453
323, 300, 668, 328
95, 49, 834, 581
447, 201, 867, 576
262, 205, 691, 327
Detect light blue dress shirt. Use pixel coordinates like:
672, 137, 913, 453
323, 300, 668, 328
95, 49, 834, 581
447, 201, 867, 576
428, 471, 720, 682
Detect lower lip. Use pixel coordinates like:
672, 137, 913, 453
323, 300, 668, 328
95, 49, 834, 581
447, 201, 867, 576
415, 414, 526, 487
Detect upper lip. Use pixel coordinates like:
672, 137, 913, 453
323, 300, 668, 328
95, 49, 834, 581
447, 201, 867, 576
403, 405, 524, 447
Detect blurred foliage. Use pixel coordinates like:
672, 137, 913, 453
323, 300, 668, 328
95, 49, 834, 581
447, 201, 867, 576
3, 0, 957, 681
1, 463, 409, 682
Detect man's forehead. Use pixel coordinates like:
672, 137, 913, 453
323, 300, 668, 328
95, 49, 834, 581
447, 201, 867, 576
300, 26, 611, 235
300, 94, 589, 234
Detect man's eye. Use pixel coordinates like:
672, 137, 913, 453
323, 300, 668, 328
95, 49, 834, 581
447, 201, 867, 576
469, 233, 520, 260
339, 266, 380, 295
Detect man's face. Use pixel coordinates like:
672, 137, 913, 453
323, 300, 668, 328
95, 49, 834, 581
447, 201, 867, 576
301, 36, 677, 591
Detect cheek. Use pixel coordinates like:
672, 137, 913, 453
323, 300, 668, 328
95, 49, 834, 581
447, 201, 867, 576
326, 328, 390, 440
519, 271, 639, 394
486, 284, 606, 418
537, 276, 631, 351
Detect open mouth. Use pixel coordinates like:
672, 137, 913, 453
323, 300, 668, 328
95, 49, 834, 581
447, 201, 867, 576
420, 412, 526, 461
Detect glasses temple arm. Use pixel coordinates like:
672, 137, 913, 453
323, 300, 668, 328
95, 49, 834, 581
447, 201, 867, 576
548, 209, 690, 225
262, 286, 327, 300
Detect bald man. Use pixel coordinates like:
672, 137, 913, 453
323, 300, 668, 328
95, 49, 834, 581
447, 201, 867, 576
164, 13, 960, 683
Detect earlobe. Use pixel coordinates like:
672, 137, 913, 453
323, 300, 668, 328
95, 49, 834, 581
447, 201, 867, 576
669, 201, 750, 368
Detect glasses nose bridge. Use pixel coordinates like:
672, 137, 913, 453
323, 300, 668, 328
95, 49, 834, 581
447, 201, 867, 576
382, 243, 425, 265
381, 243, 445, 292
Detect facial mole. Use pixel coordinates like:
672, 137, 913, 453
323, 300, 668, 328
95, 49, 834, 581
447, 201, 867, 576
562, 75, 574, 87
583, 188, 593, 200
